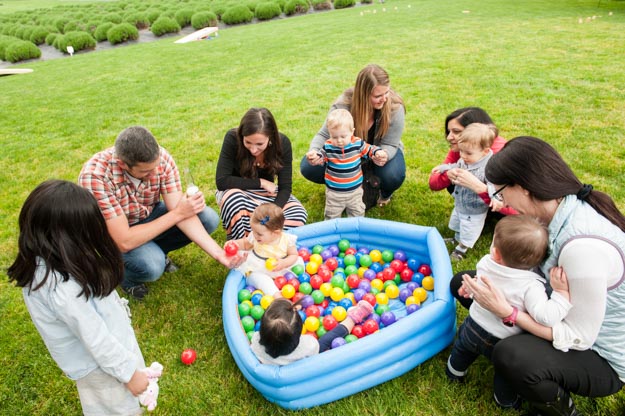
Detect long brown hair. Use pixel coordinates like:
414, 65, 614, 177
486, 136, 625, 232
235, 107, 283, 178
338, 64, 405, 141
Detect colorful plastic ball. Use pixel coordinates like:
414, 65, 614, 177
250, 305, 265, 320
298, 310, 306, 322
351, 325, 365, 338
274, 276, 287, 289
406, 281, 419, 292
345, 334, 358, 343
238, 302, 251, 317
304, 304, 320, 317
298, 282, 312, 295
352, 288, 366, 302
309, 274, 323, 289
299, 294, 314, 308
291, 264, 305, 276
370, 262, 383, 273
306, 261, 319, 275
286, 278, 299, 291
358, 279, 372, 293
331, 306, 347, 322
292, 292, 305, 303
297, 248, 310, 262
399, 288, 412, 303
312, 244, 324, 254
382, 267, 396, 281
400, 268, 414, 282
363, 319, 379, 335
325, 257, 339, 271
265, 257, 278, 271
412, 272, 424, 285
330, 287, 345, 302
241, 316, 255, 332
406, 258, 419, 270
391, 259, 406, 273
356, 266, 368, 278
319, 282, 332, 297
181, 348, 197, 365
224, 241, 239, 256
343, 254, 357, 267
359, 254, 373, 268
369, 249, 382, 263
281, 284, 296, 299
381, 311, 397, 326
418, 264, 432, 276
406, 303, 421, 314
345, 247, 357, 256
304, 316, 320, 332
284, 271, 297, 281
326, 244, 338, 256
344, 292, 355, 304
405, 295, 420, 306
413, 287, 428, 302
249, 293, 261, 306
260, 295, 274, 309
370, 287, 380, 296
316, 326, 327, 338
375, 304, 390, 315
324, 304, 335, 316
371, 278, 384, 291
393, 250, 407, 262
362, 293, 377, 307
320, 299, 329, 309
382, 280, 397, 290
344, 265, 358, 276
381, 250, 394, 263
346, 274, 360, 289
331, 337, 347, 349
322, 315, 338, 331
311, 289, 325, 304
237, 289, 252, 303
339, 297, 353, 310
309, 253, 323, 265
385, 284, 400, 299
422, 276, 435, 291
330, 275, 345, 288
299, 273, 311, 284
361, 269, 374, 281
320, 249, 333, 261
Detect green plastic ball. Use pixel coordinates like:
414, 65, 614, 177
311, 290, 325, 304
343, 254, 357, 266
381, 250, 394, 263
316, 326, 327, 338
312, 244, 324, 254
375, 304, 391, 315
359, 254, 372, 267
291, 264, 305, 276
238, 289, 252, 303
299, 282, 313, 295
247, 331, 254, 341
241, 316, 255, 332
338, 239, 351, 252
330, 275, 345, 288
238, 303, 251, 317
345, 334, 358, 343
250, 305, 265, 320
344, 265, 358, 276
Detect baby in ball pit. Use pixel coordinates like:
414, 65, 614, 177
251, 298, 373, 365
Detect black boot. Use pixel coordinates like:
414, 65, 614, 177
528, 387, 580, 416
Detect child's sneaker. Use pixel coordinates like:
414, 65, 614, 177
347, 300, 374, 323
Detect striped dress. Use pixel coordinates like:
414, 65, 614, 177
215, 130, 308, 240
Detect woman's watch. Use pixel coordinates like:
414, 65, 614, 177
502, 306, 518, 327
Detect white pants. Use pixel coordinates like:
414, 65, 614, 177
76, 368, 142, 416
448, 209, 488, 249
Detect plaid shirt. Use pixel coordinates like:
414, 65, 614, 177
79, 147, 181, 225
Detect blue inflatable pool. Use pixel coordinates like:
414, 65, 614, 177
222, 217, 456, 410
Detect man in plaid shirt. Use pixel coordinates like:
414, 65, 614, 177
79, 126, 243, 300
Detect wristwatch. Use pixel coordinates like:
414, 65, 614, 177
502, 306, 518, 327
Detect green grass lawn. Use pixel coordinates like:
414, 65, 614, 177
2, 0, 625, 414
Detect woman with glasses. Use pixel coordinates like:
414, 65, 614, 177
301, 64, 406, 209
455, 136, 625, 415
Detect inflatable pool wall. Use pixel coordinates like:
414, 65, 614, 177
223, 217, 456, 410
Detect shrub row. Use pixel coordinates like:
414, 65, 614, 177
0, 34, 41, 63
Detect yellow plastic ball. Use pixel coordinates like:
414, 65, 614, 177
265, 257, 278, 271
306, 261, 319, 275
281, 284, 296, 299
375, 292, 389, 305
319, 282, 333, 297
344, 292, 356, 305
369, 249, 382, 263
357, 266, 368, 277
413, 287, 428, 303
260, 295, 274, 309
371, 278, 384, 291
330, 287, 345, 302
385, 284, 400, 299
405, 296, 420, 306
304, 316, 320, 332
332, 306, 347, 322
309, 253, 323, 265
422, 276, 435, 291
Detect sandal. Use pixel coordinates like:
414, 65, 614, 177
377, 195, 392, 207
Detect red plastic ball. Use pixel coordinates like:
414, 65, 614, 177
390, 259, 405, 273
181, 348, 197, 365
346, 274, 361, 289
418, 264, 432, 276
292, 292, 305, 303
382, 267, 396, 281
287, 278, 300, 292
322, 315, 338, 331
325, 257, 339, 271
362, 293, 377, 307
320, 299, 329, 309
345, 247, 357, 256
310, 274, 323, 289
317, 267, 333, 282
224, 241, 239, 256
306, 305, 321, 318
351, 325, 365, 338
274, 276, 287, 290
363, 319, 379, 335
298, 248, 311, 262
400, 268, 414, 282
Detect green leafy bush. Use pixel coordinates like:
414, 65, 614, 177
146, 9, 162, 24
245, 0, 259, 13
175, 9, 194, 27
191, 11, 218, 30
360, 0, 373, 3
150, 16, 181, 36
123, 12, 149, 29
56, 31, 95, 53
284, 0, 309, 15
311, 0, 332, 10
221, 5, 254, 25
106, 22, 139, 45
1, 24, 19, 36
29, 27, 49, 45
54, 17, 70, 33
102, 13, 123, 24
14, 25, 34, 41
63, 21, 86, 33
0, 35, 15, 60
255, 2, 282, 20
4, 39, 41, 63
333, 0, 355, 9
45, 32, 58, 46
210, 3, 228, 19
94, 22, 115, 42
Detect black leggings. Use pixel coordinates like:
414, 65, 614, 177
450, 270, 624, 402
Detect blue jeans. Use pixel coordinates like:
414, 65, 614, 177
448, 315, 519, 407
122, 202, 220, 288
300, 149, 406, 199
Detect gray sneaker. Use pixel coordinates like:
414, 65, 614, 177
165, 257, 179, 273
122, 283, 149, 300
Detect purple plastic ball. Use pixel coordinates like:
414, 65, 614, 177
358, 247, 370, 254
380, 311, 397, 326
328, 245, 340, 256
331, 337, 347, 349
394, 250, 407, 262
406, 304, 421, 314
352, 288, 366, 302
300, 295, 314, 308
283, 271, 297, 281
245, 285, 256, 292
321, 249, 333, 261
369, 313, 381, 324
358, 279, 372, 293
399, 288, 412, 303
363, 269, 376, 280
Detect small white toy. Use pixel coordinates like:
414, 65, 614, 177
138, 362, 163, 412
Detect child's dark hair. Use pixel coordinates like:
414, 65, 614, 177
258, 298, 303, 358
251, 203, 285, 232
7, 180, 124, 299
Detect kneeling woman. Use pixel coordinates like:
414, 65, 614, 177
216, 107, 308, 240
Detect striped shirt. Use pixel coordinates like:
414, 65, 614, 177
78, 147, 181, 224
319, 136, 380, 192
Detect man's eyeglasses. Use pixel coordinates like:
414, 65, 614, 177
492, 184, 508, 202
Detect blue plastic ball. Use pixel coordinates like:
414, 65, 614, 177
407, 258, 419, 270
412, 272, 424, 285
251, 293, 263, 305
339, 298, 353, 310
299, 273, 311, 284
370, 262, 383, 273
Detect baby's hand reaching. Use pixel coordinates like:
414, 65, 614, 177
549, 266, 570, 301
372, 150, 388, 166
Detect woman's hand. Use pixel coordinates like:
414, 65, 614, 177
371, 150, 388, 166
448, 168, 488, 194
490, 198, 504, 212
306, 150, 324, 166
461, 274, 514, 318
126, 370, 149, 397
259, 179, 277, 195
